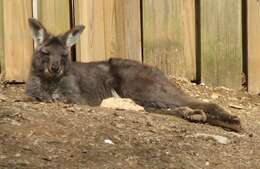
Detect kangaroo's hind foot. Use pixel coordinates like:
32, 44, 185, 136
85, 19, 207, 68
163, 107, 207, 123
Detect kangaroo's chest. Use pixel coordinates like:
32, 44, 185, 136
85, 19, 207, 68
41, 79, 68, 101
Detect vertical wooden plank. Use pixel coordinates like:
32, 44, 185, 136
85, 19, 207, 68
104, 0, 141, 61
103, 0, 117, 59
200, 0, 243, 89
3, 0, 33, 81
142, 0, 196, 80
75, 0, 141, 62
37, 0, 70, 34
123, 0, 142, 61
0, 0, 4, 75
74, 0, 106, 62
247, 0, 260, 94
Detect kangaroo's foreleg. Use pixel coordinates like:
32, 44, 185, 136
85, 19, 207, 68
25, 76, 52, 102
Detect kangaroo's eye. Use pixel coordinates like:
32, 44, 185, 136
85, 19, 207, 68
40, 49, 49, 55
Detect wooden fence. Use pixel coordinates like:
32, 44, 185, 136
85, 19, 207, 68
0, 0, 260, 94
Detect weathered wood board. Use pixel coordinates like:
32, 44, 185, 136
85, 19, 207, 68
200, 0, 243, 89
142, 0, 196, 80
37, 0, 70, 35
3, 0, 33, 81
74, 0, 141, 62
103, 0, 141, 61
74, 0, 106, 62
0, 0, 4, 75
247, 0, 260, 94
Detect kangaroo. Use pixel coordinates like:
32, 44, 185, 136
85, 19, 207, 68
26, 18, 242, 132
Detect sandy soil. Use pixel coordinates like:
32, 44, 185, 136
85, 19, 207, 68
0, 78, 260, 169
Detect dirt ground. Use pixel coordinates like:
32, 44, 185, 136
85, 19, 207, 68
0, 78, 260, 169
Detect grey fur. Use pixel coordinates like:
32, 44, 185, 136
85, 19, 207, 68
26, 18, 242, 132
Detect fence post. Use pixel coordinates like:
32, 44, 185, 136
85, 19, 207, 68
74, 0, 142, 62
2, 0, 33, 82
103, 0, 142, 61
142, 0, 196, 80
74, 0, 106, 62
247, 0, 260, 94
36, 0, 70, 35
200, 0, 243, 89
0, 0, 3, 76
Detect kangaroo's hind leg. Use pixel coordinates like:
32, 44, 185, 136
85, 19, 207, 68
175, 107, 207, 123
109, 58, 241, 132
186, 102, 242, 132
134, 99, 207, 123
134, 95, 241, 132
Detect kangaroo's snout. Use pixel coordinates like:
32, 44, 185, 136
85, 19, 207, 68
50, 62, 60, 73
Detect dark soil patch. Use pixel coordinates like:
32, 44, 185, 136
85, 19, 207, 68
0, 78, 260, 169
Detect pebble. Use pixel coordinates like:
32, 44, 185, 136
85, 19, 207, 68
0, 94, 7, 102
229, 104, 243, 110
104, 139, 114, 145
191, 133, 230, 144
101, 97, 144, 111
211, 93, 219, 99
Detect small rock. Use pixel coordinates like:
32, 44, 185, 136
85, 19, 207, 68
229, 97, 239, 101
211, 93, 219, 99
11, 120, 21, 126
101, 97, 144, 111
0, 155, 7, 159
249, 133, 254, 137
202, 99, 210, 103
73, 105, 82, 111
229, 104, 243, 110
205, 161, 210, 166
14, 153, 21, 157
87, 109, 95, 113
146, 121, 153, 127
0, 94, 7, 102
230, 132, 246, 138
42, 156, 52, 161
191, 133, 230, 144
104, 139, 114, 145
113, 112, 120, 117
66, 107, 76, 112
13, 99, 22, 102
114, 123, 124, 129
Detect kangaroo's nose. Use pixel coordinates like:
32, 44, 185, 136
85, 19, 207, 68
51, 64, 59, 73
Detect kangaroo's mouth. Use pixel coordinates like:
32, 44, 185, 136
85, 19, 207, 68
44, 66, 64, 78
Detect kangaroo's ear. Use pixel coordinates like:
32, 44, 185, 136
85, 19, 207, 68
28, 18, 48, 47
60, 25, 85, 48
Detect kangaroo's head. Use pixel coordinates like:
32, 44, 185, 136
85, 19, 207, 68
28, 18, 85, 79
